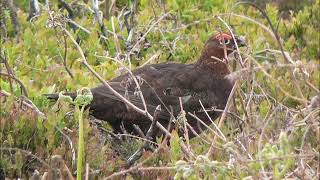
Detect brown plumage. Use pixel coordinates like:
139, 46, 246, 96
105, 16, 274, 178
47, 32, 246, 139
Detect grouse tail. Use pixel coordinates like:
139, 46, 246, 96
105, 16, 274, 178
44, 92, 77, 101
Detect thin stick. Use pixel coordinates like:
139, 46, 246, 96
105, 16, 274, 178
185, 122, 211, 144
235, 2, 308, 107
128, 12, 170, 57
216, 16, 244, 66
179, 97, 190, 151
127, 105, 161, 166
85, 163, 89, 180
0, 147, 52, 169
62, 34, 74, 78
187, 112, 225, 141
111, 16, 122, 55
199, 100, 226, 141
104, 166, 174, 179
0, 72, 28, 97
1, 52, 14, 92
207, 81, 238, 157
140, 51, 161, 67
96, 55, 149, 113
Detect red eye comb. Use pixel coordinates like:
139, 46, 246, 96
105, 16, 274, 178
214, 33, 232, 40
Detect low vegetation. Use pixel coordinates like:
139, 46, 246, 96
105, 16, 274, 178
0, 0, 319, 179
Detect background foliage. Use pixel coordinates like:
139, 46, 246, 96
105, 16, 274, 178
0, 0, 319, 179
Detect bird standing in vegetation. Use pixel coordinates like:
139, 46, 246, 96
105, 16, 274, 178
47, 32, 246, 139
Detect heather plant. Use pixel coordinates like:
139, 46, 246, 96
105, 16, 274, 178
0, 0, 319, 179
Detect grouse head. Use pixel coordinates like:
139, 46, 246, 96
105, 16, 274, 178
197, 32, 246, 76
202, 32, 246, 60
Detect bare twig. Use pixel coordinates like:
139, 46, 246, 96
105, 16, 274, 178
0, 147, 52, 169
85, 163, 89, 180
104, 165, 174, 179
235, 1, 308, 106
185, 122, 211, 144
140, 51, 162, 67
92, 0, 109, 39
133, 125, 147, 138
55, 127, 76, 168
187, 112, 223, 142
179, 97, 190, 151
207, 81, 238, 157
224, 13, 276, 40
199, 100, 226, 141
127, 105, 161, 166
257, 107, 275, 178
28, 0, 40, 21
1, 51, 14, 92
127, 12, 171, 60
111, 16, 122, 55
62, 34, 74, 78
228, 54, 310, 103
0, 72, 28, 97
97, 55, 150, 113
215, 16, 244, 66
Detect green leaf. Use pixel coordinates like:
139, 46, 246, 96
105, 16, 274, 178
170, 130, 182, 162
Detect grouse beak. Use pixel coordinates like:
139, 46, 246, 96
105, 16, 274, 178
235, 36, 246, 47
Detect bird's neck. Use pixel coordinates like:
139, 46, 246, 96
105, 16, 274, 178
195, 52, 231, 77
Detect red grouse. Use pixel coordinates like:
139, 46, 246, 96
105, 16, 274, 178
47, 32, 246, 139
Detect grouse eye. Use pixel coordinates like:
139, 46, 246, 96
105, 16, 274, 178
219, 39, 230, 45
